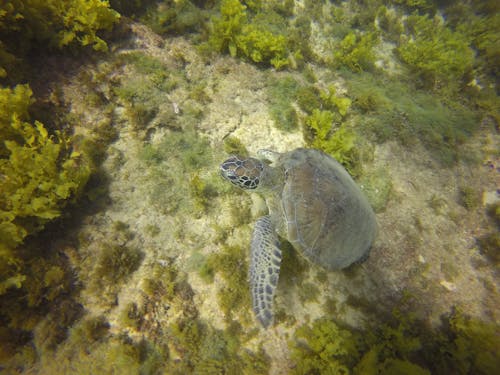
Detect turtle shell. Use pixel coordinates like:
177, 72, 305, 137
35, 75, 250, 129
276, 148, 377, 270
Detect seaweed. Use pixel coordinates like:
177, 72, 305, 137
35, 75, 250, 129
189, 173, 215, 214
397, 13, 474, 90
376, 5, 404, 42
430, 308, 500, 375
168, 317, 270, 374
303, 109, 361, 175
298, 282, 320, 304
267, 75, 300, 131
290, 318, 360, 374
138, 127, 214, 214
278, 240, 309, 288
477, 202, 500, 265
113, 53, 180, 133
292, 304, 500, 375
391, 0, 434, 12
223, 136, 249, 156
0, 0, 119, 78
0, 84, 91, 295
296, 85, 322, 114
203, 245, 251, 322
345, 71, 478, 165
333, 31, 379, 72
208, 0, 290, 68
463, 13, 500, 79
142, 0, 207, 36
120, 302, 144, 330
458, 186, 481, 210
358, 169, 392, 212
93, 242, 144, 285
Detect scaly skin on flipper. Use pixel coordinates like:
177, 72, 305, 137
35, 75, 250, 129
249, 215, 282, 328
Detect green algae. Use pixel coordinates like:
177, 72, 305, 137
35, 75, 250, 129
304, 110, 361, 175
296, 85, 322, 114
397, 13, 474, 90
345, 71, 478, 165
142, 0, 207, 36
0, 83, 92, 341
376, 6, 404, 42
278, 240, 310, 287
290, 305, 500, 375
267, 75, 300, 131
138, 126, 215, 214
427, 194, 447, 215
190, 173, 216, 214
298, 282, 320, 304
223, 135, 249, 156
459, 186, 481, 210
290, 317, 360, 374
0, 85, 91, 252
477, 202, 500, 265
93, 242, 144, 285
208, 0, 290, 68
358, 168, 392, 212
168, 317, 270, 374
203, 245, 251, 322
333, 31, 379, 72
295, 83, 368, 175
0, 0, 119, 78
113, 53, 180, 133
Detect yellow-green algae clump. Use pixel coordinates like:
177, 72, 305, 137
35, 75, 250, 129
0, 0, 120, 78
208, 0, 290, 68
0, 84, 91, 295
290, 307, 500, 375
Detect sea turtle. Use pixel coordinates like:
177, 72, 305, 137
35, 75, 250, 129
220, 148, 377, 328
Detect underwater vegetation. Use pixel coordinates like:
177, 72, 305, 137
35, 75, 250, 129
0, 0, 121, 367
141, 0, 207, 36
113, 52, 180, 133
290, 306, 500, 375
168, 318, 270, 374
208, 0, 291, 68
477, 202, 500, 266
357, 168, 392, 212
299, 84, 364, 175
200, 245, 252, 323
4, 258, 271, 374
223, 135, 249, 156
266, 76, 300, 131
290, 317, 360, 374
345, 71, 478, 164
138, 126, 218, 215
0, 84, 91, 296
0, 0, 120, 79
333, 31, 379, 72
397, 13, 474, 90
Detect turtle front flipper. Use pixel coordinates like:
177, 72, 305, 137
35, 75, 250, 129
250, 215, 282, 328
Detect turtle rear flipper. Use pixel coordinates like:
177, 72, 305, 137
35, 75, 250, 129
250, 215, 282, 328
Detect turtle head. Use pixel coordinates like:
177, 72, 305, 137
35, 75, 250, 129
220, 155, 264, 190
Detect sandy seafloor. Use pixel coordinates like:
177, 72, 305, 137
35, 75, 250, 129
23, 16, 499, 374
